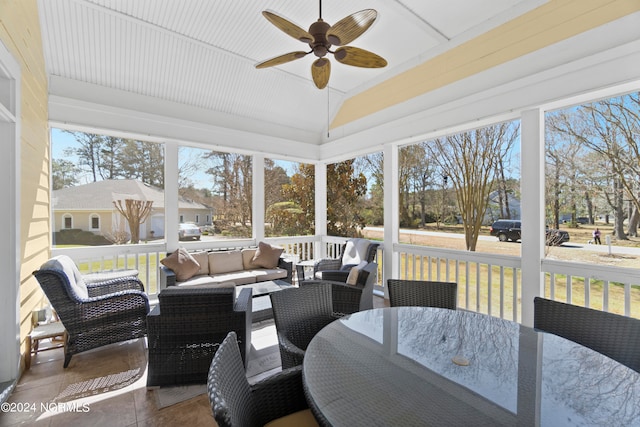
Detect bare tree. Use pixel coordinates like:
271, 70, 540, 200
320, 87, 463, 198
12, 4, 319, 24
428, 122, 518, 251
205, 152, 253, 233
547, 93, 640, 239
113, 199, 153, 244
64, 131, 103, 182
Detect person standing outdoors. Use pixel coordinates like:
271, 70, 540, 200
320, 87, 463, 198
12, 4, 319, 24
593, 228, 602, 244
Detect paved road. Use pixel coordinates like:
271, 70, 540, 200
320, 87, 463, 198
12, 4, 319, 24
363, 227, 640, 256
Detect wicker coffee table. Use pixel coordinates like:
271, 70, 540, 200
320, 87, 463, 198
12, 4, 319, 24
235, 280, 293, 322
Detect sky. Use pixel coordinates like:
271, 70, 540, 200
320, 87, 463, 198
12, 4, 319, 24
51, 127, 300, 189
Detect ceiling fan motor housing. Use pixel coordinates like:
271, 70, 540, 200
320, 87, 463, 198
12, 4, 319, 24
308, 20, 331, 57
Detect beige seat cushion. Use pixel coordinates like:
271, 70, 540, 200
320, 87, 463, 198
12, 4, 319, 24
250, 268, 288, 281
209, 251, 244, 274
264, 409, 318, 427
177, 277, 236, 288
190, 251, 210, 276
251, 242, 284, 269
210, 271, 257, 285
241, 248, 258, 269
161, 248, 201, 282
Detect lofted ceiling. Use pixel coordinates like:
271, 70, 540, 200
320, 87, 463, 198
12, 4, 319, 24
38, 1, 640, 159
39, 0, 552, 142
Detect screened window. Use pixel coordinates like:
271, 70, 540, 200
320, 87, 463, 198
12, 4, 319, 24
265, 159, 314, 237
51, 128, 164, 246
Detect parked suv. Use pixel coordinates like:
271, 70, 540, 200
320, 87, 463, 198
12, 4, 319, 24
489, 219, 570, 246
490, 220, 521, 242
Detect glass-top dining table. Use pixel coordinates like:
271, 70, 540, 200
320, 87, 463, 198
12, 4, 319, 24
302, 307, 640, 426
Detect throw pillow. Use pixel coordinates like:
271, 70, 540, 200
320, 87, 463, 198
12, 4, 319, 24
190, 251, 210, 276
346, 261, 368, 285
341, 238, 371, 265
161, 248, 201, 282
251, 241, 284, 269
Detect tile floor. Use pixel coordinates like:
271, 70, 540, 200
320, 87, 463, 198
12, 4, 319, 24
2, 295, 387, 427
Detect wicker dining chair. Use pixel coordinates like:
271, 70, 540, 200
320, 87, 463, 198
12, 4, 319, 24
533, 297, 640, 373
207, 331, 318, 427
32, 255, 149, 368
387, 279, 457, 309
270, 282, 340, 369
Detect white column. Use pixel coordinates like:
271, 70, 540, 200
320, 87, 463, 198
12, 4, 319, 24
315, 162, 327, 258
520, 109, 546, 327
383, 144, 399, 297
164, 142, 180, 252
253, 154, 265, 243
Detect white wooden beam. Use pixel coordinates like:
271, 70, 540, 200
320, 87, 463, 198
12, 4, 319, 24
520, 108, 546, 327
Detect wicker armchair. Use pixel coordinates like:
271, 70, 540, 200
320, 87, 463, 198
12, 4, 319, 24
534, 297, 640, 373
305, 261, 378, 316
312, 238, 379, 282
387, 279, 457, 309
32, 255, 149, 368
146, 286, 252, 387
207, 332, 317, 427
270, 282, 340, 369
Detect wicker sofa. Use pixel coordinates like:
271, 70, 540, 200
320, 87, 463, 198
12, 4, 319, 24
159, 244, 293, 290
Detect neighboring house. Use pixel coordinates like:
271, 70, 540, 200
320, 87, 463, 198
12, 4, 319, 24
52, 179, 212, 238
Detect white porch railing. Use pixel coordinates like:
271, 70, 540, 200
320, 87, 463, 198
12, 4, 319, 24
52, 237, 639, 321
52, 242, 167, 296
542, 259, 640, 318
396, 243, 640, 321
396, 244, 521, 321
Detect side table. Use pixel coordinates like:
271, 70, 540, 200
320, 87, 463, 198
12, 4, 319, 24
25, 320, 67, 369
295, 259, 317, 284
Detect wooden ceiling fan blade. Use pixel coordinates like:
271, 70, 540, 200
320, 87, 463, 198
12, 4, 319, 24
334, 46, 387, 68
311, 58, 331, 89
262, 11, 314, 43
327, 9, 377, 46
255, 51, 308, 69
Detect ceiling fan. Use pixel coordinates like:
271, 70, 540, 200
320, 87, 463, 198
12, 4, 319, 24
255, 0, 388, 89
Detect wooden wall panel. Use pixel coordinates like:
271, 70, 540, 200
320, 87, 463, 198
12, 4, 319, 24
0, 0, 51, 361
332, 0, 640, 128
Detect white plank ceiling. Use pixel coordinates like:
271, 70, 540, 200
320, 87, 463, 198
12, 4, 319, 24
39, 0, 548, 144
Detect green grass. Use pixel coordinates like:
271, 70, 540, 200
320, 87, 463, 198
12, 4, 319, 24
77, 252, 164, 294
397, 254, 640, 321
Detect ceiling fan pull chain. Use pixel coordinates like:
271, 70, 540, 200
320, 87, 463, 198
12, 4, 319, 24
327, 87, 330, 139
